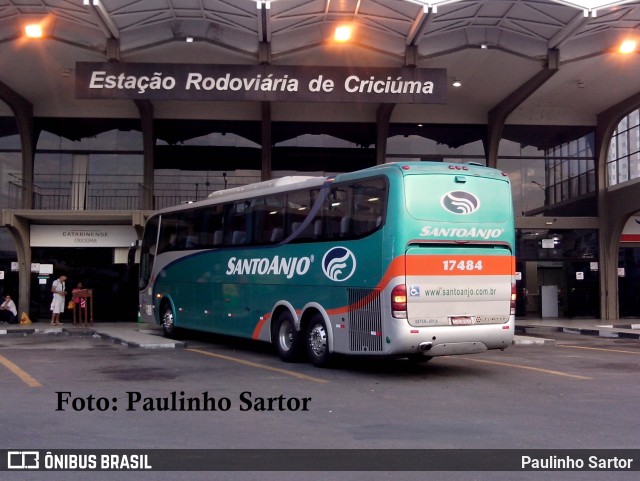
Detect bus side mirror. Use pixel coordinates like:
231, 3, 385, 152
128, 240, 142, 267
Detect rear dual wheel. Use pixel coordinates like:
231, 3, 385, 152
306, 314, 332, 367
273, 311, 303, 362
274, 312, 332, 367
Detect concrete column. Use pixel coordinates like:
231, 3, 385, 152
261, 102, 272, 181
485, 50, 559, 168
71, 154, 89, 210
135, 100, 155, 210
1, 210, 31, 317
376, 104, 395, 165
595, 91, 640, 320
0, 80, 37, 210
0, 80, 38, 316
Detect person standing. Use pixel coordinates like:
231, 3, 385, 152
71, 282, 88, 326
72, 282, 87, 310
50, 275, 67, 326
0, 295, 17, 324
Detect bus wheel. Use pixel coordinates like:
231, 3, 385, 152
273, 311, 303, 362
161, 303, 176, 338
306, 314, 331, 367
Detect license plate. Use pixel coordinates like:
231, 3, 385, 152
451, 316, 473, 325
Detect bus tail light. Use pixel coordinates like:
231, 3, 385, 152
510, 282, 517, 316
391, 284, 407, 319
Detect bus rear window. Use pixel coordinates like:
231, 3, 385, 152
404, 174, 511, 223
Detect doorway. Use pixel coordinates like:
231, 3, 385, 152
30, 247, 138, 322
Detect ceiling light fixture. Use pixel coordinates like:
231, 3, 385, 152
334, 25, 352, 42
452, 78, 462, 87
619, 39, 637, 54
24, 23, 43, 38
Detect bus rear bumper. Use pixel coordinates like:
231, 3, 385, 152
422, 341, 488, 356
382, 318, 514, 357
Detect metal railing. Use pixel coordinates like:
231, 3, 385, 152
6, 173, 261, 211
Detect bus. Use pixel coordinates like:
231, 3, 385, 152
137, 162, 515, 366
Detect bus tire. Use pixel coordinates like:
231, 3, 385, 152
306, 314, 332, 367
161, 302, 177, 338
273, 311, 303, 362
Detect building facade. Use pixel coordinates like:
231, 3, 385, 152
1, 0, 640, 321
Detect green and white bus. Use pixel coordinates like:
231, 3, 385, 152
137, 162, 515, 366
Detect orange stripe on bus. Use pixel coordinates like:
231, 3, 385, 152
327, 257, 405, 316
377, 256, 406, 291
257, 254, 514, 323
251, 313, 270, 340
406, 255, 514, 276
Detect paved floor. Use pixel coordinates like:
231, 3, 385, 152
1, 317, 639, 348
0, 321, 182, 348
516, 317, 640, 340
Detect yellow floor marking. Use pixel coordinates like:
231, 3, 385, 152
187, 348, 329, 384
455, 357, 593, 380
0, 354, 42, 387
558, 344, 640, 355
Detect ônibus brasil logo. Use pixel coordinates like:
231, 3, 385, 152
322, 247, 356, 282
441, 191, 480, 215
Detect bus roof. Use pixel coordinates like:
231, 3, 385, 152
154, 162, 507, 215
368, 161, 509, 180
206, 176, 319, 200
156, 175, 326, 214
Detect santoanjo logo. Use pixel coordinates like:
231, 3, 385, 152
420, 226, 504, 240
441, 191, 480, 215
322, 247, 356, 282
226, 255, 312, 279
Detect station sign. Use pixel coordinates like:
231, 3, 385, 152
30, 225, 137, 248
76, 62, 447, 104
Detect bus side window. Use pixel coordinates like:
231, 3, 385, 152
157, 215, 181, 253
248, 197, 266, 244
351, 178, 387, 237
197, 205, 223, 248
285, 189, 316, 241
321, 186, 350, 240
163, 212, 199, 250
232, 230, 246, 245
225, 201, 249, 246
340, 216, 351, 236
182, 210, 199, 248
313, 218, 323, 238
139, 216, 159, 290
250, 195, 284, 244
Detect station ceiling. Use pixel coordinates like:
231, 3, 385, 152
1, 0, 640, 149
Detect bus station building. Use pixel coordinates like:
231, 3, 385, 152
1, 0, 640, 321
